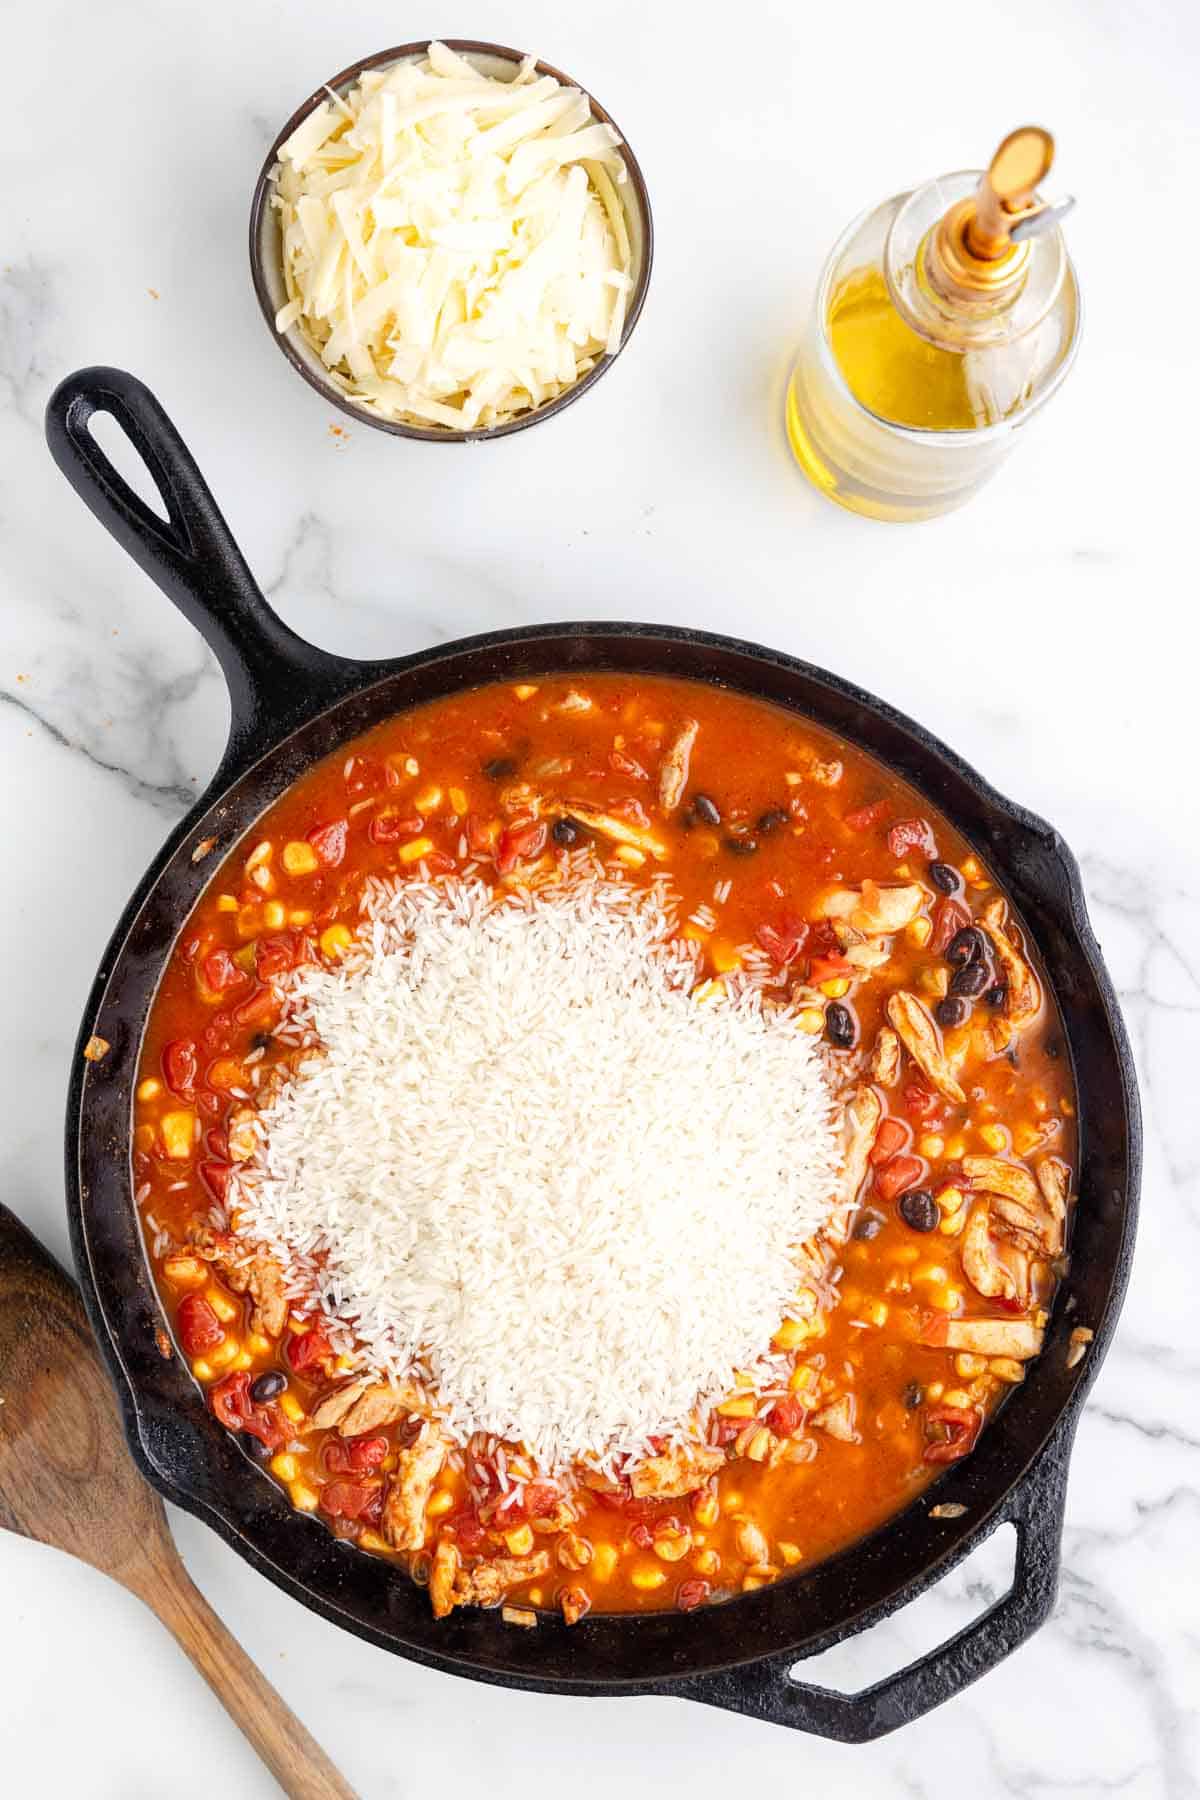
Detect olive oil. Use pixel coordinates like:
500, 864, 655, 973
787, 130, 1081, 522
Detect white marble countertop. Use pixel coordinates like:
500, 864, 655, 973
3, 0, 1198, 1793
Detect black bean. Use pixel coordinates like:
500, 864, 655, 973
949, 959, 991, 999
945, 926, 985, 968
692, 793, 721, 825
250, 1370, 286, 1404
551, 816, 582, 848
935, 995, 971, 1029
251, 1031, 273, 1052
825, 1001, 857, 1048
757, 807, 789, 834
929, 861, 960, 894
852, 1209, 885, 1241
898, 1188, 939, 1232
985, 983, 1009, 1010
724, 836, 758, 856
483, 756, 518, 780
903, 1380, 924, 1410
240, 1432, 272, 1462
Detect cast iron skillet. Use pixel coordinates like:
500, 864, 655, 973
45, 366, 1139, 1742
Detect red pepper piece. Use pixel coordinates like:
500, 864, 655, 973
876, 1155, 924, 1202
256, 931, 309, 979
444, 1508, 487, 1552
320, 1479, 384, 1522
198, 1160, 232, 1203
233, 985, 277, 1030
808, 952, 853, 984
177, 1293, 224, 1357
887, 817, 936, 859
754, 916, 809, 966
902, 1083, 939, 1121
285, 1324, 332, 1376
202, 948, 250, 994
496, 821, 547, 874
931, 896, 972, 955
767, 1395, 805, 1436
368, 812, 423, 844
923, 1405, 982, 1464
307, 820, 348, 868
677, 1578, 711, 1611
209, 1370, 285, 1449
869, 1117, 910, 1165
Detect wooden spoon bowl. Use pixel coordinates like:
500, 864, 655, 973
0, 1201, 356, 1799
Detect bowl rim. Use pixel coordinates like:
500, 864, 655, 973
247, 39, 655, 443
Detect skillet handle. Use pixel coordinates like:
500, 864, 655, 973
678, 1422, 1074, 1743
44, 366, 362, 774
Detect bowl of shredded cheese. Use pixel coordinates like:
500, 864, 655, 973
250, 39, 652, 440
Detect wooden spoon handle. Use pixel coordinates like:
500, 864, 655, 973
141, 1563, 360, 1800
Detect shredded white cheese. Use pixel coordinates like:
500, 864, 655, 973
232, 870, 842, 1474
270, 42, 633, 430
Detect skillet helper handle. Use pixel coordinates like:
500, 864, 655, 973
679, 1437, 1072, 1742
44, 366, 357, 769
140, 1566, 360, 1800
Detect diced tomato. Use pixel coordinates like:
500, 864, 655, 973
523, 1481, 561, 1519
444, 1508, 487, 1552
869, 1117, 910, 1165
887, 817, 936, 859
931, 896, 972, 955
754, 916, 809, 966
256, 931, 309, 979
285, 1324, 332, 1376
320, 1479, 384, 1522
326, 1435, 389, 1475
202, 948, 249, 994
177, 1293, 224, 1357
609, 750, 648, 780
209, 1370, 285, 1449
902, 1084, 939, 1121
767, 1396, 805, 1436
677, 1578, 711, 1611
629, 1522, 654, 1549
368, 812, 422, 844
424, 852, 456, 875
713, 1415, 743, 1446
199, 1160, 232, 1202
496, 821, 547, 874
808, 952, 853, 984
875, 1155, 924, 1202
307, 820, 348, 868
845, 800, 890, 831
162, 1038, 199, 1095
923, 1405, 982, 1464
233, 985, 277, 1030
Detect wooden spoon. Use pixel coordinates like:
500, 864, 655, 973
0, 1201, 357, 1800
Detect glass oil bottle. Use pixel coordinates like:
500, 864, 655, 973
786, 128, 1081, 521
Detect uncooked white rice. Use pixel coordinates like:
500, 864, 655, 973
233, 868, 842, 1472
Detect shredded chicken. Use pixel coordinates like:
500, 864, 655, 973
977, 898, 1040, 1027
810, 1395, 860, 1443
546, 799, 667, 860
382, 1423, 447, 1551
944, 1318, 1044, 1359
190, 1229, 288, 1337
1036, 1157, 1070, 1253
338, 1380, 425, 1438
965, 1155, 1066, 1257
452, 1550, 551, 1608
629, 1443, 725, 1498
817, 882, 925, 936
658, 718, 698, 813
841, 1086, 883, 1211
960, 1205, 1028, 1305
886, 990, 967, 1105
429, 1536, 460, 1619
868, 1026, 902, 1087
962, 1156, 1040, 1209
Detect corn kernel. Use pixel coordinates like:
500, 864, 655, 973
820, 977, 850, 999
991, 1358, 1025, 1384
207, 1337, 239, 1371
773, 1317, 808, 1350
137, 1077, 162, 1103
290, 1482, 320, 1513
320, 924, 353, 959
693, 1491, 719, 1529
942, 1387, 971, 1410
717, 1393, 756, 1419
631, 1563, 667, 1591
207, 1289, 239, 1323
741, 1573, 770, 1592
415, 785, 442, 814
590, 1543, 618, 1582
938, 1208, 968, 1237
919, 966, 950, 999
929, 1286, 963, 1313
504, 1524, 535, 1556
778, 1542, 802, 1566
906, 916, 933, 949
161, 1110, 196, 1160
235, 903, 261, 940
784, 770, 803, 786
360, 1530, 390, 1555
710, 940, 742, 974
862, 1299, 889, 1328
693, 1549, 721, 1576
789, 1363, 818, 1394
615, 845, 646, 868
919, 1133, 945, 1159
288, 908, 312, 928
513, 684, 538, 701
247, 1332, 273, 1357
925, 1381, 945, 1403
955, 1353, 986, 1379
945, 1136, 967, 1160
797, 1007, 825, 1034
682, 921, 712, 942
449, 787, 468, 816
282, 840, 319, 876
653, 1526, 693, 1562
215, 894, 239, 913
398, 836, 434, 864
426, 1490, 455, 1519
232, 1350, 253, 1372
263, 900, 286, 929
1014, 1122, 1044, 1156
191, 1359, 214, 1382
271, 1453, 298, 1482
692, 978, 726, 1004
163, 1254, 207, 1289
979, 1124, 1008, 1153
961, 856, 985, 885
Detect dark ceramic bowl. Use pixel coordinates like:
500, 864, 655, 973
249, 40, 654, 442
